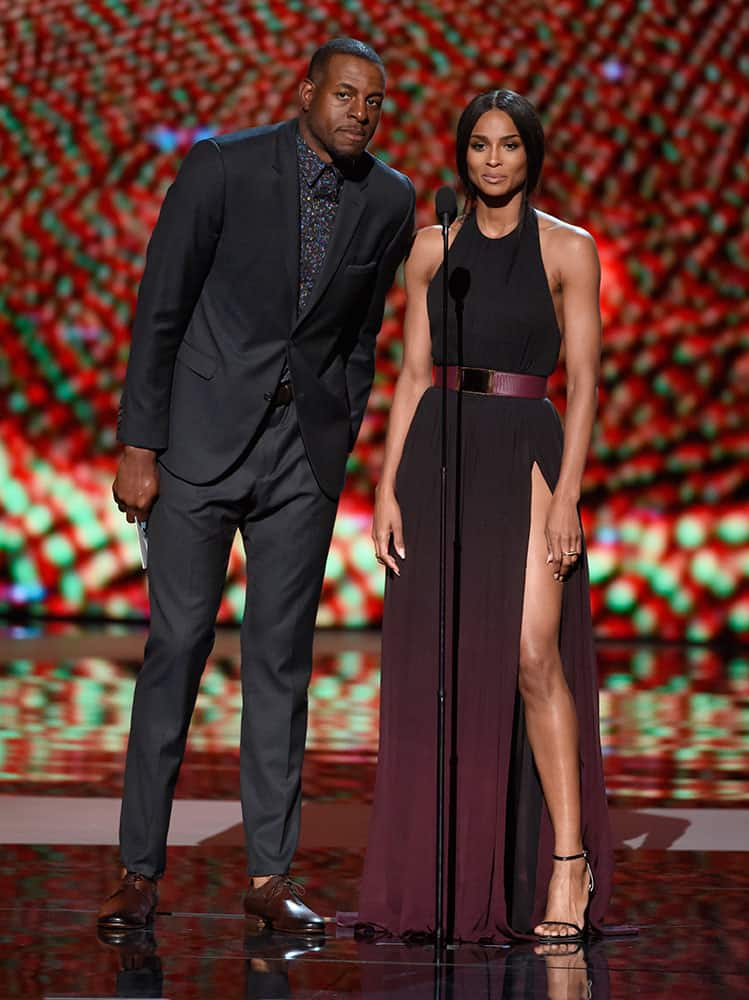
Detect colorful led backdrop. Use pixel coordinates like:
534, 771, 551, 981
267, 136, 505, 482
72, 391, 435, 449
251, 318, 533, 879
1, 0, 747, 638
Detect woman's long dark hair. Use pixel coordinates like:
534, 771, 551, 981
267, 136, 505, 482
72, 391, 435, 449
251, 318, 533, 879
455, 89, 545, 276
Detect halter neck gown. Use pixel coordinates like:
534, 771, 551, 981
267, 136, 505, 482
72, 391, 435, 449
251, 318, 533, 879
357, 208, 613, 942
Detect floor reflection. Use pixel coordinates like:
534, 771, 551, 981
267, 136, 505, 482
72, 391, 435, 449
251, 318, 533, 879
96, 928, 163, 999
353, 940, 609, 1000
0, 859, 745, 1000
93, 929, 611, 1000
243, 929, 328, 1000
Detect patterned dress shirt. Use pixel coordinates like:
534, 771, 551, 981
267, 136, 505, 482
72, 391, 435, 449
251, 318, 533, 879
296, 130, 344, 314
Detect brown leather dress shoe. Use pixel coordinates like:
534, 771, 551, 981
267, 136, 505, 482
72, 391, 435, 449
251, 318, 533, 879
243, 876, 325, 935
97, 868, 158, 929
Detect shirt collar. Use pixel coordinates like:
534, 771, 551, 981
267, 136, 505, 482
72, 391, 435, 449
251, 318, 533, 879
296, 130, 343, 191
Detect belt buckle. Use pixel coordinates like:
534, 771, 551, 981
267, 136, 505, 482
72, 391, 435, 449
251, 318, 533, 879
463, 368, 494, 394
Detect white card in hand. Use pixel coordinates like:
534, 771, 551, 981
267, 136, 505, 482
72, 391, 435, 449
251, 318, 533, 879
136, 520, 148, 569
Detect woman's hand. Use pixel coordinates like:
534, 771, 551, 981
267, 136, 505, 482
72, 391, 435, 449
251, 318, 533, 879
545, 494, 581, 582
372, 486, 405, 575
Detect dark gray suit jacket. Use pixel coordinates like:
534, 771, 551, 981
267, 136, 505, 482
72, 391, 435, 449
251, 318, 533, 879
117, 118, 415, 497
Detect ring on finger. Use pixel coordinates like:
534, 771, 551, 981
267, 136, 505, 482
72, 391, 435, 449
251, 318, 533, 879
562, 550, 579, 557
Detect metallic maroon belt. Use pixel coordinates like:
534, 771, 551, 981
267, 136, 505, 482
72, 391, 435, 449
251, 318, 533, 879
433, 366, 547, 398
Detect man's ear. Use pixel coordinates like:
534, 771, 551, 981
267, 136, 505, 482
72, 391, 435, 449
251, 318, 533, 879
298, 77, 315, 113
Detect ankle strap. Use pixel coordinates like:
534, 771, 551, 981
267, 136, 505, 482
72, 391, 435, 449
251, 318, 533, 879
553, 850, 588, 862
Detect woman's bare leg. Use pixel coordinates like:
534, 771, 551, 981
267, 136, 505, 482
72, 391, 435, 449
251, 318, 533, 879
519, 463, 590, 937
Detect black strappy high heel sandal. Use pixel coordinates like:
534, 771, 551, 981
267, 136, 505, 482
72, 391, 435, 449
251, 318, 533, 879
535, 849, 595, 943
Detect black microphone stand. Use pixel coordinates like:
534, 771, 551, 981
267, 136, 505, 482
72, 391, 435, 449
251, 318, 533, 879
434, 187, 457, 951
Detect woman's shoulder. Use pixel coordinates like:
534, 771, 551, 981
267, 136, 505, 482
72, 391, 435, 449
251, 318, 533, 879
409, 217, 469, 281
534, 209, 597, 254
534, 209, 599, 282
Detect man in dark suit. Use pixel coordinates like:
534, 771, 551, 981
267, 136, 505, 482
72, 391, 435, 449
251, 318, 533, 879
98, 37, 415, 936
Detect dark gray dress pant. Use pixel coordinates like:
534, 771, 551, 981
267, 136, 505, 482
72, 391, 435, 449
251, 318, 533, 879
119, 401, 338, 878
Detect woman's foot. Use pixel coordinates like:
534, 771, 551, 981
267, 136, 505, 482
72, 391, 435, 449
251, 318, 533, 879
534, 852, 592, 939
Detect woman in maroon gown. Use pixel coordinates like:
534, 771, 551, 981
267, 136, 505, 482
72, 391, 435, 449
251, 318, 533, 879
358, 90, 613, 943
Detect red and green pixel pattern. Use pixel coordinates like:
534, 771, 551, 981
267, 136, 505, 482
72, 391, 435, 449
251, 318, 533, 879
1, 0, 747, 638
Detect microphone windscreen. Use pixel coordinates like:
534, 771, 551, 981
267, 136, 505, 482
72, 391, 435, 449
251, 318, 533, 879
435, 186, 458, 225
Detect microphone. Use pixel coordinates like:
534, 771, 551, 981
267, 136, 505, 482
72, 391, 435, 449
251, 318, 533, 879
435, 186, 458, 229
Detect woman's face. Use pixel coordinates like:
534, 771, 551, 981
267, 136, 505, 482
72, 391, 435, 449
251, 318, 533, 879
465, 109, 527, 201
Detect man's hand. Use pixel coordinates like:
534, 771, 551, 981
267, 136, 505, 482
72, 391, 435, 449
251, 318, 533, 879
113, 446, 160, 523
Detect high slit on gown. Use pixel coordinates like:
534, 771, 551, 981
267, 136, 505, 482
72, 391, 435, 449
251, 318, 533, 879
357, 208, 614, 942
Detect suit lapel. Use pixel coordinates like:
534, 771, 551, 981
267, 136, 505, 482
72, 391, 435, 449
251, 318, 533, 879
272, 120, 300, 326
292, 172, 368, 333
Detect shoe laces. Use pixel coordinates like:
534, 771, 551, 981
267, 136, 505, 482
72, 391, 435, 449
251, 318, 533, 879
123, 871, 153, 885
271, 876, 306, 899
105, 870, 152, 901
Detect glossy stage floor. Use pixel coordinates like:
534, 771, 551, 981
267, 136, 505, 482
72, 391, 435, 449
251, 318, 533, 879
0, 626, 746, 999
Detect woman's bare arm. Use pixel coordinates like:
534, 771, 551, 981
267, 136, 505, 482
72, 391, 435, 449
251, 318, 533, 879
546, 227, 602, 580
372, 226, 442, 573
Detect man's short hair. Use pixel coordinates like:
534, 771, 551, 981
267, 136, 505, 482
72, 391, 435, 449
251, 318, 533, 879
307, 38, 385, 82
